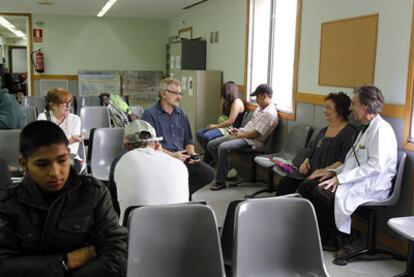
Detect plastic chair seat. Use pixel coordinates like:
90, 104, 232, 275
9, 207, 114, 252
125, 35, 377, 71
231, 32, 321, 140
126, 204, 225, 277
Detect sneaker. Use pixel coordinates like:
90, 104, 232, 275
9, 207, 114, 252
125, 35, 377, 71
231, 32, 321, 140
210, 183, 226, 191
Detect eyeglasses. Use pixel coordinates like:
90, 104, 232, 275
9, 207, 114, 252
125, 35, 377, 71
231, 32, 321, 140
165, 89, 184, 97
60, 102, 72, 107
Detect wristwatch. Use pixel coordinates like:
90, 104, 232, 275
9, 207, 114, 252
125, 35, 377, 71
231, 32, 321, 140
61, 253, 69, 271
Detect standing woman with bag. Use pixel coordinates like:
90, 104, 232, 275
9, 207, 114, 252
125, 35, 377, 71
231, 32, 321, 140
37, 88, 85, 173
196, 81, 245, 164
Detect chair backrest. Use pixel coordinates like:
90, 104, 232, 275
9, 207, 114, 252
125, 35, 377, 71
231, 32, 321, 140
129, 105, 144, 118
23, 106, 37, 124
281, 124, 313, 159
0, 158, 13, 189
80, 106, 111, 140
232, 197, 329, 277
127, 204, 225, 277
366, 150, 407, 207
89, 127, 125, 181
0, 129, 22, 168
77, 96, 101, 115
22, 96, 45, 114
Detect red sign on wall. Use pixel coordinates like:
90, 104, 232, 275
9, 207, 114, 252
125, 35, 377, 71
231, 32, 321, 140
33, 29, 43, 42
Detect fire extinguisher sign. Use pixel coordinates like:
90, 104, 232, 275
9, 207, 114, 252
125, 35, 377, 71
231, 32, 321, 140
33, 29, 43, 43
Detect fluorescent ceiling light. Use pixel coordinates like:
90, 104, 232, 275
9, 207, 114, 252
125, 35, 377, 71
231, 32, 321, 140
97, 0, 118, 17
0, 17, 27, 40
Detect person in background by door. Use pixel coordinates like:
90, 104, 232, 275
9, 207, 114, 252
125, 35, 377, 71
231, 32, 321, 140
196, 81, 245, 164
0, 86, 26, 129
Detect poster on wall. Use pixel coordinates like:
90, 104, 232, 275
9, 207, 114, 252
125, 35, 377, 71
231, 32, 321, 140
78, 70, 121, 96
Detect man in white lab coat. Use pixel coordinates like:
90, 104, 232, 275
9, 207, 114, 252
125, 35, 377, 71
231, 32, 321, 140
298, 85, 397, 260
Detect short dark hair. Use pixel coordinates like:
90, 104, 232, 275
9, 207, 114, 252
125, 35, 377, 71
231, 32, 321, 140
353, 85, 384, 115
20, 121, 69, 159
325, 92, 352, 120
250, 84, 273, 98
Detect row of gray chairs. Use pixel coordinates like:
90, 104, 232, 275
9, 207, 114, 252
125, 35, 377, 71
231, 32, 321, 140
251, 124, 313, 197
125, 197, 330, 277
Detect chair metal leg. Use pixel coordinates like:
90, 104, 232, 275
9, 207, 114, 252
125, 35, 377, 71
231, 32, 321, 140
394, 241, 414, 277
334, 209, 405, 266
245, 168, 275, 198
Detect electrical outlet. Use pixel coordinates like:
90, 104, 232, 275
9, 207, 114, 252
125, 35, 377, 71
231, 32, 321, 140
214, 31, 219, 43
210, 32, 214, 43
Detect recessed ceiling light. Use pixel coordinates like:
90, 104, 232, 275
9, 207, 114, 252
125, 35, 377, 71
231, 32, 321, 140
97, 0, 118, 17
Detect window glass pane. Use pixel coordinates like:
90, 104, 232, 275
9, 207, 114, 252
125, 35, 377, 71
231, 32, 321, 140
270, 0, 298, 112
249, 0, 271, 94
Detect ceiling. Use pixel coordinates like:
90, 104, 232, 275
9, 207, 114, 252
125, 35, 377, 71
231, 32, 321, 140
0, 16, 27, 40
0, 0, 206, 20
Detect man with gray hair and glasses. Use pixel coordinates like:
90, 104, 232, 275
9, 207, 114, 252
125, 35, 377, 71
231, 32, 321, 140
299, 85, 397, 263
142, 78, 215, 196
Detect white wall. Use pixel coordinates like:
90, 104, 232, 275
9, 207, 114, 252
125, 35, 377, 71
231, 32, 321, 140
298, 0, 413, 105
169, 0, 246, 85
32, 14, 169, 75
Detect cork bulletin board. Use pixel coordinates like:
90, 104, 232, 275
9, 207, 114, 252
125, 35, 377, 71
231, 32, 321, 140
319, 14, 379, 87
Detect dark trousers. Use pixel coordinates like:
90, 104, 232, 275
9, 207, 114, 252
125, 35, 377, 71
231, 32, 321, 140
276, 176, 304, 196
186, 161, 215, 195
298, 178, 338, 240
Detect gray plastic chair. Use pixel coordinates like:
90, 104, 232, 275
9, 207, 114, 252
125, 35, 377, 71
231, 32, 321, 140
388, 216, 414, 277
77, 95, 101, 115
79, 106, 111, 140
250, 124, 312, 197
0, 129, 21, 168
23, 106, 37, 124
22, 96, 45, 114
129, 105, 144, 118
334, 150, 407, 265
232, 197, 330, 277
89, 127, 125, 181
0, 158, 13, 189
126, 203, 225, 277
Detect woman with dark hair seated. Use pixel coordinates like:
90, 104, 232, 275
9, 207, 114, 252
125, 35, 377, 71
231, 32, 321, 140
276, 92, 356, 196
196, 81, 245, 164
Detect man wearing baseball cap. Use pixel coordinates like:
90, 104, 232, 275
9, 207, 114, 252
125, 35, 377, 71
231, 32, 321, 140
113, 120, 189, 223
208, 84, 279, 190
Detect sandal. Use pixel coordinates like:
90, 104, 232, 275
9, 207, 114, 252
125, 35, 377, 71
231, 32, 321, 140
210, 183, 226, 191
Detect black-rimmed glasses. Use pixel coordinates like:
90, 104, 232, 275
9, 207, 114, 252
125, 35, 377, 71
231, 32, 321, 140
165, 89, 184, 97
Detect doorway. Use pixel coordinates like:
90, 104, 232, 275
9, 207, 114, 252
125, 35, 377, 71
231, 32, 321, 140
0, 13, 32, 96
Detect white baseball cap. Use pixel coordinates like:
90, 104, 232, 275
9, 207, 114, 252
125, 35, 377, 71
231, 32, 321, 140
124, 120, 163, 143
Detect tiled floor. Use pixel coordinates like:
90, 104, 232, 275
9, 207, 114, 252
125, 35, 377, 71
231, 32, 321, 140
193, 181, 406, 277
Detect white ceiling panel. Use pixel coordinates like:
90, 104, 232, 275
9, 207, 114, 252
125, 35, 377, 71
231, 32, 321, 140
0, 0, 208, 19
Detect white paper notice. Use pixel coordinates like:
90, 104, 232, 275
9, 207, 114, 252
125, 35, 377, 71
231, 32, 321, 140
175, 56, 181, 69
181, 77, 187, 90
170, 56, 175, 69
188, 76, 193, 96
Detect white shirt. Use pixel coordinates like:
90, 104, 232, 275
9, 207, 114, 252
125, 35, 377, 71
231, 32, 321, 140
37, 112, 81, 155
114, 147, 189, 223
334, 115, 397, 234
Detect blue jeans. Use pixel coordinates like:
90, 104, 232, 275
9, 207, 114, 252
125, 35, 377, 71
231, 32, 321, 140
196, 128, 223, 163
207, 136, 252, 184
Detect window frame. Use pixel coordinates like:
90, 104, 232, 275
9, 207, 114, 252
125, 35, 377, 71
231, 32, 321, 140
244, 0, 302, 120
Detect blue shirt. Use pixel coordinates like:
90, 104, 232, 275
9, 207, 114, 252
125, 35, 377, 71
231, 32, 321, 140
142, 101, 194, 152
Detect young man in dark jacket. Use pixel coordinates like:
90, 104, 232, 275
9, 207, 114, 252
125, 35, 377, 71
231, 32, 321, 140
0, 121, 128, 277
